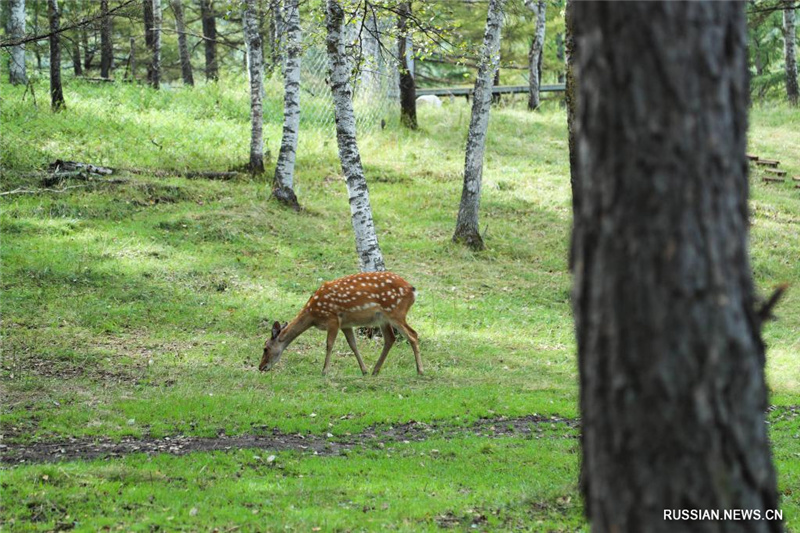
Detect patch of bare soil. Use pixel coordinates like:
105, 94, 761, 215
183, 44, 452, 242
0, 414, 579, 465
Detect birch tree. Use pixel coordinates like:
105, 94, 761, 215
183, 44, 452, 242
360, 7, 380, 92
397, 1, 416, 129
244, 0, 265, 173
785, 5, 798, 106
525, 0, 545, 110
48, 0, 65, 110
453, 0, 505, 251
8, 0, 27, 85
572, 3, 782, 531
171, 0, 194, 86
273, 0, 301, 209
200, 0, 218, 81
144, 0, 161, 89
100, 0, 113, 78
326, 0, 386, 272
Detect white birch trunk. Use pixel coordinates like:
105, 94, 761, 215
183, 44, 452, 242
8, 0, 27, 85
146, 0, 162, 89
785, 6, 798, 106
244, 0, 265, 173
525, 0, 546, 110
326, 0, 386, 273
273, 0, 301, 208
171, 0, 194, 86
453, 0, 505, 251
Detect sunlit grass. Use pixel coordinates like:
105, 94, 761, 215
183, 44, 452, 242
1, 75, 798, 531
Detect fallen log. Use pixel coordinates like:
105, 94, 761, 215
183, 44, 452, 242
49, 160, 114, 175
1, 178, 130, 197
46, 161, 245, 180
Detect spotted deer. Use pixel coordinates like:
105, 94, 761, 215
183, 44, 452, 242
260, 272, 422, 375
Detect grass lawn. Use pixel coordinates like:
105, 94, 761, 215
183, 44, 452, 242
1, 77, 798, 531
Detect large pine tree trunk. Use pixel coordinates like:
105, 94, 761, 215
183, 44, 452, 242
171, 0, 194, 85
273, 0, 301, 209
326, 0, 386, 273
244, 0, 265, 173
564, 0, 577, 270
453, 0, 505, 251
785, 6, 798, 106
200, 0, 218, 81
100, 0, 113, 78
397, 2, 417, 129
572, 4, 782, 532
525, 0, 545, 110
8, 0, 27, 85
48, 0, 64, 110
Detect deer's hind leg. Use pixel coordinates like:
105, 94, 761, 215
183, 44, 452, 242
371, 323, 396, 376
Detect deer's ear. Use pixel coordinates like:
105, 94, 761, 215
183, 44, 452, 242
271, 321, 282, 339
281, 322, 288, 331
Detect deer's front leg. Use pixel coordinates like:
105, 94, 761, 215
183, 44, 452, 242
323, 321, 340, 375
342, 327, 368, 375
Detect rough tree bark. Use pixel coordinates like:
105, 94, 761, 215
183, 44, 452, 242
72, 38, 82, 76
48, 0, 65, 110
200, 0, 218, 81
144, 0, 161, 89
8, 0, 27, 85
572, 3, 783, 532
326, 0, 386, 272
565, 0, 577, 270
397, 1, 417, 129
100, 0, 113, 78
81, 26, 92, 70
128, 37, 136, 79
525, 0, 545, 110
244, 0, 265, 173
785, 5, 798, 106
453, 0, 505, 251
171, 0, 194, 85
556, 31, 564, 83
273, 0, 301, 209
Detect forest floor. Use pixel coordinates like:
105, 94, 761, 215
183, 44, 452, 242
1, 78, 799, 531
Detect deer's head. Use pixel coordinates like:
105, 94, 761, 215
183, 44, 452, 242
260, 321, 287, 371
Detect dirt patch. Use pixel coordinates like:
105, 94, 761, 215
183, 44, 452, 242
0, 414, 579, 465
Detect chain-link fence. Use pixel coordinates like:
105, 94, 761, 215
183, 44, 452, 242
297, 23, 400, 134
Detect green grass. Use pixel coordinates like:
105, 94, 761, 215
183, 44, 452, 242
1, 76, 798, 531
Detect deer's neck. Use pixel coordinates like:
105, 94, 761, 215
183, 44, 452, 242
278, 313, 315, 349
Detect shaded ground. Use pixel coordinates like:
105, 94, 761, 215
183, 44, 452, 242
1, 414, 579, 464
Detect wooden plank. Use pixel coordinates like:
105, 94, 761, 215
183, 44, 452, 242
415, 83, 565, 97
764, 168, 787, 176
762, 176, 785, 183
746, 153, 759, 161
793, 176, 800, 182
754, 159, 780, 167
